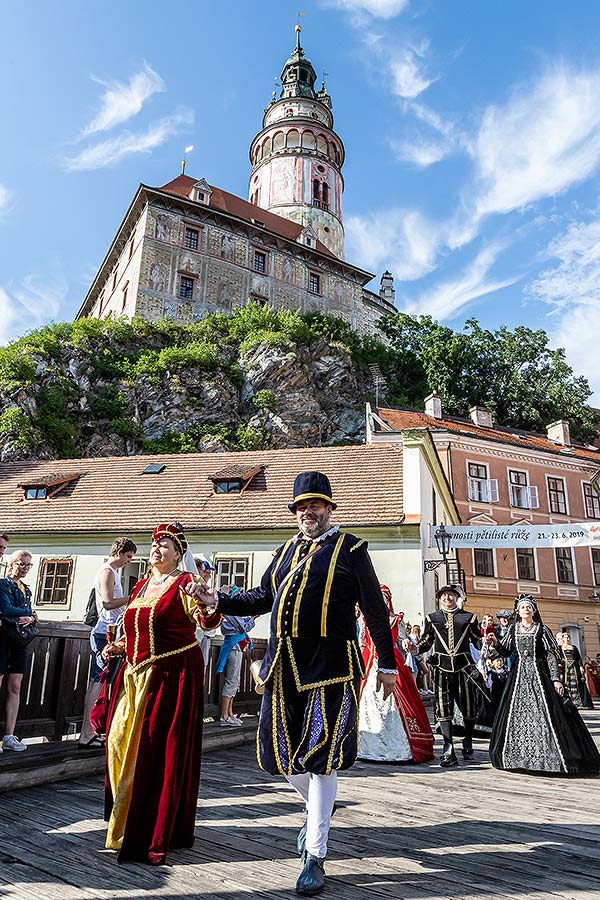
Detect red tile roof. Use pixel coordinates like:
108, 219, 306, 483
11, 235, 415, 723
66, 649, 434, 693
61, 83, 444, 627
0, 445, 404, 535
375, 407, 600, 465
156, 175, 339, 260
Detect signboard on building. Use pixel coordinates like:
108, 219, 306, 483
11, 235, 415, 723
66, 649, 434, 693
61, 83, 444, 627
430, 522, 600, 549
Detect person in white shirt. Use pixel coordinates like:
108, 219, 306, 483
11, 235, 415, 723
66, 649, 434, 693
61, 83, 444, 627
78, 537, 137, 747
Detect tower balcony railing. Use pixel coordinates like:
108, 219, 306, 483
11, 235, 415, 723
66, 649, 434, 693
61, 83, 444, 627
312, 200, 329, 211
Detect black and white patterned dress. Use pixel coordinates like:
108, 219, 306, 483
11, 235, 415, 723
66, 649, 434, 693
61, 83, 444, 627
489, 624, 600, 775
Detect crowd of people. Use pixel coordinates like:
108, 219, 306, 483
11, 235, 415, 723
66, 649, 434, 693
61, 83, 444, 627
1, 469, 600, 896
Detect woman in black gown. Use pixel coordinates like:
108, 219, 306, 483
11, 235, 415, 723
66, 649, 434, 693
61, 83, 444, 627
558, 633, 593, 710
489, 595, 600, 775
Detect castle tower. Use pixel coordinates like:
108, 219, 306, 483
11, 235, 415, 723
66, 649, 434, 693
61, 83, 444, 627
248, 26, 345, 258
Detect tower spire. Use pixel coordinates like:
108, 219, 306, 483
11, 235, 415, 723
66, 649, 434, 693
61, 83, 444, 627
248, 32, 346, 258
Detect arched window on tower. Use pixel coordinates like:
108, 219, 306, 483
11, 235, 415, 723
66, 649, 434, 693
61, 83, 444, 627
302, 131, 316, 150
273, 132, 285, 151
317, 134, 328, 154
321, 183, 329, 211
287, 129, 299, 149
312, 179, 321, 207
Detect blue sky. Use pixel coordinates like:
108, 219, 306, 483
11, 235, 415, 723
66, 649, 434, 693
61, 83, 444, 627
2, 0, 600, 400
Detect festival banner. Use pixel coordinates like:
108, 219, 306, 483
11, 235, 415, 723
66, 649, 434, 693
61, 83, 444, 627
430, 522, 600, 549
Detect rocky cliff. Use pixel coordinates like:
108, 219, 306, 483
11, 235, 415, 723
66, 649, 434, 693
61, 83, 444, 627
0, 308, 373, 461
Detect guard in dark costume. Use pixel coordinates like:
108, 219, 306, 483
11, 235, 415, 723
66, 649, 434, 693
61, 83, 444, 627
195, 471, 396, 896
406, 584, 483, 767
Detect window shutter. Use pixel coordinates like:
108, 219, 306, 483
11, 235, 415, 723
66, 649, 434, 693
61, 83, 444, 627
488, 479, 499, 503
529, 485, 539, 509
468, 477, 477, 501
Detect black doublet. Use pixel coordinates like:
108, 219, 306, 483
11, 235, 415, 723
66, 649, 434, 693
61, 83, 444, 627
218, 530, 395, 775
219, 530, 396, 688
417, 608, 482, 723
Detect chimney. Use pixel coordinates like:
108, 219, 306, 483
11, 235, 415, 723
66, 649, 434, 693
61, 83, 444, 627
379, 270, 395, 306
547, 420, 571, 446
469, 406, 493, 428
425, 392, 443, 419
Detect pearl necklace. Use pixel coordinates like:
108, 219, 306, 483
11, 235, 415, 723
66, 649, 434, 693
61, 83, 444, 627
150, 567, 179, 586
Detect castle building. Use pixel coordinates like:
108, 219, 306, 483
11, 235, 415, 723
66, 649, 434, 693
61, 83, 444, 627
76, 28, 396, 333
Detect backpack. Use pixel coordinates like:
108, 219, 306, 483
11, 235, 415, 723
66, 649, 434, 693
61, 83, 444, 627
83, 587, 98, 627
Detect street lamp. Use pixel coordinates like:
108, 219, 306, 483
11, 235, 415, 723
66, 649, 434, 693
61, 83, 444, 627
423, 523, 452, 583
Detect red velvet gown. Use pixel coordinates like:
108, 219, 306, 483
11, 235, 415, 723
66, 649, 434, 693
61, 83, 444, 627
359, 616, 434, 763
104, 571, 220, 864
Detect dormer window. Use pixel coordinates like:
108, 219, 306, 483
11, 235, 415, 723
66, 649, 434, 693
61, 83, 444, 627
188, 179, 213, 206
215, 480, 241, 494
210, 464, 266, 495
26, 488, 47, 500
19, 472, 82, 501
298, 224, 319, 249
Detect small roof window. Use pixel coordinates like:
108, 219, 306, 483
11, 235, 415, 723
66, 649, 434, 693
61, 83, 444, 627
209, 464, 266, 495
19, 472, 82, 500
143, 463, 166, 475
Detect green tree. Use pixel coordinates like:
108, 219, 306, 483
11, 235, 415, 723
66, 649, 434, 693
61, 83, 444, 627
379, 313, 598, 444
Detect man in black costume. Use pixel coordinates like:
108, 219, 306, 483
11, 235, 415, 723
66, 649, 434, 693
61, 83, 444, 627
405, 584, 483, 767
193, 471, 396, 896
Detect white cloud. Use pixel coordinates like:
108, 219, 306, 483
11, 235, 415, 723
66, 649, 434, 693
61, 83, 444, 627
405, 242, 519, 320
0, 184, 12, 220
527, 218, 600, 398
322, 0, 409, 18
81, 63, 166, 137
64, 109, 193, 171
345, 208, 441, 281
0, 274, 68, 345
388, 42, 436, 99
389, 136, 448, 167
453, 64, 600, 247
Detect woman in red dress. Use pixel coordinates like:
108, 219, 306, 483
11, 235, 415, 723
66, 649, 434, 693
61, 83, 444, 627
358, 586, 434, 763
102, 522, 220, 865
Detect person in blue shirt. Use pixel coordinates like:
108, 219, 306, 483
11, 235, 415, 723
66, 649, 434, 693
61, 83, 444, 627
0, 549, 37, 751
215, 587, 255, 727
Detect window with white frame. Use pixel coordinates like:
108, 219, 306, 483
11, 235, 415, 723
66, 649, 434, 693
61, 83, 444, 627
555, 547, 575, 584
215, 558, 249, 591
36, 558, 74, 606
467, 462, 498, 503
508, 469, 539, 509
548, 476, 567, 514
474, 548, 494, 577
584, 483, 600, 519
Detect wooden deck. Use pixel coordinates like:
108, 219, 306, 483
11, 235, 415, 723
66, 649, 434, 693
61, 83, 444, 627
1, 710, 599, 900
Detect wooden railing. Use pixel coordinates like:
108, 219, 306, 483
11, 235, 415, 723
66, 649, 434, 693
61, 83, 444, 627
0, 622, 266, 741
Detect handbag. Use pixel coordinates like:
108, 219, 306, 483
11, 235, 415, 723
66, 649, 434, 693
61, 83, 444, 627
2, 618, 38, 647
83, 587, 98, 627
90, 655, 125, 734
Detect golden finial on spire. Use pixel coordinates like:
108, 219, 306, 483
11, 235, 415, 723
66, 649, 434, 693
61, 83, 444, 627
296, 11, 304, 48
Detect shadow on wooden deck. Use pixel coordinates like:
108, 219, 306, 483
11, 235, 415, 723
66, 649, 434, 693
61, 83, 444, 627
0, 711, 599, 900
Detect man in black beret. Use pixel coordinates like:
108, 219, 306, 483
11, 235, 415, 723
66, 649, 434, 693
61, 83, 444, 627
192, 471, 396, 896
405, 584, 484, 767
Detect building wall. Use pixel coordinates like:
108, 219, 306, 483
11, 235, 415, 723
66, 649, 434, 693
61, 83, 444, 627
446, 439, 600, 656
88, 209, 148, 320
88, 200, 389, 334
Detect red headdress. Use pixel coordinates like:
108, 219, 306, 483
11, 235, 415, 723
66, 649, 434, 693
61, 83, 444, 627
152, 522, 188, 556
380, 584, 394, 614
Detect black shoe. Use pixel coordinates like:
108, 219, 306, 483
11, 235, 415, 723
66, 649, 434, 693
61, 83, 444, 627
296, 853, 326, 896
297, 802, 338, 857
461, 745, 474, 760
439, 750, 458, 768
